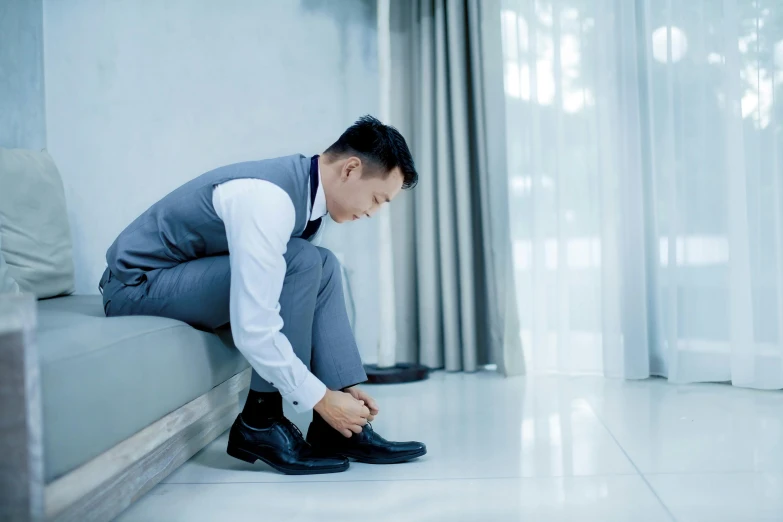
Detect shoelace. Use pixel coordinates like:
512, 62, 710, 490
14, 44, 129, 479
280, 418, 307, 445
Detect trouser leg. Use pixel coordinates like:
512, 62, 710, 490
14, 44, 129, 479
310, 247, 367, 390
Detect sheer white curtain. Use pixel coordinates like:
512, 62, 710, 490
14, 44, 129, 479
501, 0, 783, 388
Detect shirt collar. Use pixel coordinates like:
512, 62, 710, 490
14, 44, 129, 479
310, 168, 327, 221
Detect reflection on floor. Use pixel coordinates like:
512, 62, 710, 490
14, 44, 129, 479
116, 370, 783, 522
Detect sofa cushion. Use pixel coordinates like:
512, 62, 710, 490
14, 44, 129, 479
0, 148, 74, 298
0, 232, 20, 294
37, 295, 249, 482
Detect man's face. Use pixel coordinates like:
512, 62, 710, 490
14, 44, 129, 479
326, 158, 404, 223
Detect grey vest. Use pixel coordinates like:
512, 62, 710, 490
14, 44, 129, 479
106, 154, 316, 286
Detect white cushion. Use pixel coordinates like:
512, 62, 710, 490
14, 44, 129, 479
0, 231, 20, 294
0, 148, 74, 298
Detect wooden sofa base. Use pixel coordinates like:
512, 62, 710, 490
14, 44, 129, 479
45, 368, 251, 522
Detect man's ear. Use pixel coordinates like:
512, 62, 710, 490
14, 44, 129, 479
342, 156, 362, 180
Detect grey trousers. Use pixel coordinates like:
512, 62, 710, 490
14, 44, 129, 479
100, 238, 367, 393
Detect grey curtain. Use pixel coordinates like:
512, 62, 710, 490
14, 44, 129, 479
389, 0, 524, 376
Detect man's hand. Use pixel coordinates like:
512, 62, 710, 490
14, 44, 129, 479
313, 390, 370, 438
345, 386, 379, 421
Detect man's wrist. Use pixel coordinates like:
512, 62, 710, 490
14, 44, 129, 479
313, 388, 330, 413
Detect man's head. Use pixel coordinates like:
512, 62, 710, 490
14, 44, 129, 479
320, 115, 417, 223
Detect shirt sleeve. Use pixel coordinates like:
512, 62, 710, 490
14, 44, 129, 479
212, 178, 327, 413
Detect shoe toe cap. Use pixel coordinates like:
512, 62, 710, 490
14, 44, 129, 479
397, 441, 426, 453
309, 456, 350, 471
305, 448, 350, 467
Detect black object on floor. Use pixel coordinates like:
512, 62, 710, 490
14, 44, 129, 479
363, 363, 429, 384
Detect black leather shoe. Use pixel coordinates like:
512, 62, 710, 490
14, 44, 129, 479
307, 419, 427, 465
226, 414, 349, 475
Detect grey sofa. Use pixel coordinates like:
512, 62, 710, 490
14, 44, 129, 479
0, 148, 251, 522
38, 296, 249, 483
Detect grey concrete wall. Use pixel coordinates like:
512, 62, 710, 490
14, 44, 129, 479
0, 0, 46, 149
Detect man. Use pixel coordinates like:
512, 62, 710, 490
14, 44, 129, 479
99, 116, 426, 475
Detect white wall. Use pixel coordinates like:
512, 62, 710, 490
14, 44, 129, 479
43, 0, 382, 361
0, 0, 46, 149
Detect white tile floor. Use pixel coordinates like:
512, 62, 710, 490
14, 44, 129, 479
115, 371, 783, 522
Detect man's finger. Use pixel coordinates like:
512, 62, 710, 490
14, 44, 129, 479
360, 394, 379, 412
350, 424, 363, 434
341, 428, 353, 438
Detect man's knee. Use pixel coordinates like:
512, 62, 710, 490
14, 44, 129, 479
286, 238, 322, 278
316, 247, 341, 280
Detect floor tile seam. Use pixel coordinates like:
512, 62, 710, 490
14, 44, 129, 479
581, 396, 679, 522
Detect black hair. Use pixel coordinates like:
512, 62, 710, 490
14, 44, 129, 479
324, 115, 418, 189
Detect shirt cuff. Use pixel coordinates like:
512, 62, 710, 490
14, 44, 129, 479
281, 371, 328, 413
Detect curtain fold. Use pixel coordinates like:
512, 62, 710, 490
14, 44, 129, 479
501, 0, 783, 388
389, 0, 524, 375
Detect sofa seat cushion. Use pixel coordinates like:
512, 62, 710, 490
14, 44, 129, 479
37, 295, 249, 482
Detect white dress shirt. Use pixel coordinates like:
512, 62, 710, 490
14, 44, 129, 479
212, 173, 328, 413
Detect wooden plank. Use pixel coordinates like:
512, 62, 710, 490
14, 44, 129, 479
0, 293, 44, 522
45, 367, 251, 522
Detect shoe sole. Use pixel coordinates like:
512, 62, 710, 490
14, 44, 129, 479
338, 447, 428, 465
226, 444, 349, 475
